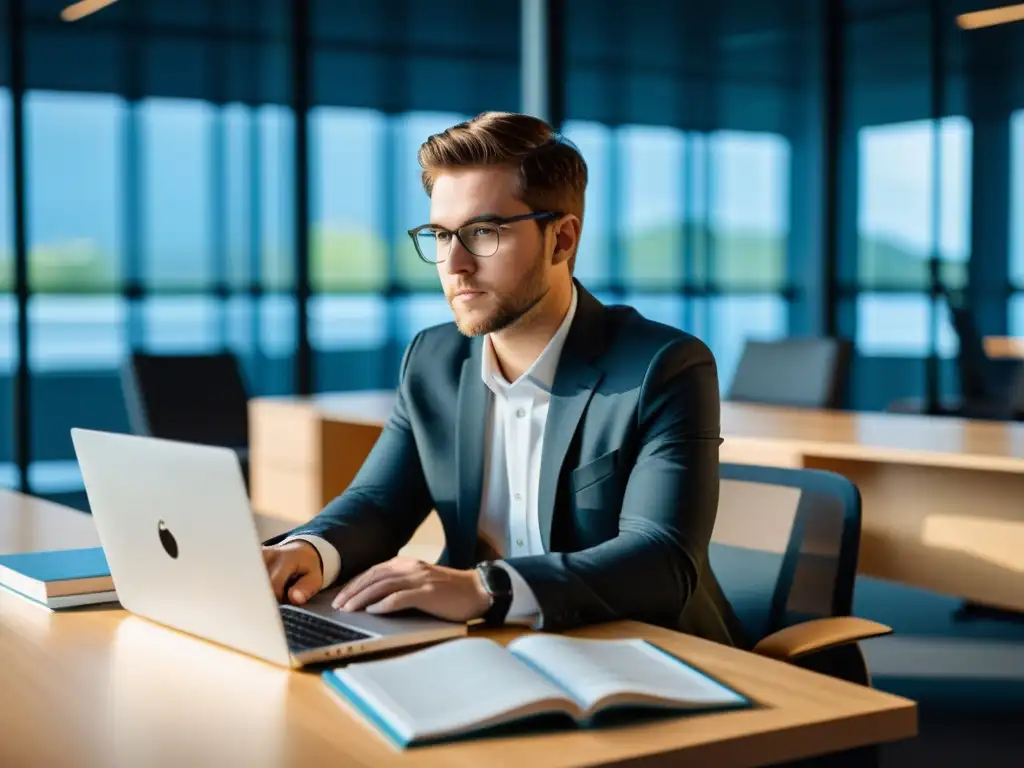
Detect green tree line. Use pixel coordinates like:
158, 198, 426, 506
0, 224, 965, 294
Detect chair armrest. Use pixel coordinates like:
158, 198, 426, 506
753, 617, 892, 662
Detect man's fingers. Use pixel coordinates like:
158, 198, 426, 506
333, 559, 407, 607
337, 575, 417, 612
365, 588, 425, 615
287, 569, 320, 606
267, 559, 296, 602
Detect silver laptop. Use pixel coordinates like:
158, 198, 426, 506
70, 427, 466, 668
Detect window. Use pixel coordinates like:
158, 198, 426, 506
855, 294, 956, 357
1011, 111, 1024, 288
309, 107, 386, 293
560, 120, 611, 287
140, 98, 214, 291
1011, 295, 1024, 338
308, 0, 520, 392
620, 125, 686, 289
857, 117, 971, 291
709, 295, 788, 391
710, 131, 790, 291
0, 86, 13, 487
562, 1, 814, 395
26, 91, 127, 494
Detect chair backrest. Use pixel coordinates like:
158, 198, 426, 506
121, 352, 250, 448
944, 291, 995, 402
709, 463, 862, 645
1011, 364, 1024, 420
727, 338, 851, 409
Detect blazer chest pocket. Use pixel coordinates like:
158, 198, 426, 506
571, 449, 621, 501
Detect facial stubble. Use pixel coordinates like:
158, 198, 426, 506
448, 249, 550, 337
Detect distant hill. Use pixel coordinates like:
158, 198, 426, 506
0, 223, 964, 293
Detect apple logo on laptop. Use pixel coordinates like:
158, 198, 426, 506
158, 520, 179, 559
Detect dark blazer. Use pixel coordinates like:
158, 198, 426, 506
283, 281, 745, 648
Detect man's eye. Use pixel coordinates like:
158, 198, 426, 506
435, 231, 452, 242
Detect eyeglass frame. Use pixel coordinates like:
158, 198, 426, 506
406, 211, 563, 264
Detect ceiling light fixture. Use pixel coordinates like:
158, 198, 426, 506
956, 3, 1024, 29
61, 0, 119, 23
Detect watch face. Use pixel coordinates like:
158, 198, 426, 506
480, 563, 512, 596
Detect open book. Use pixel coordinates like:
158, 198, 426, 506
321, 635, 750, 748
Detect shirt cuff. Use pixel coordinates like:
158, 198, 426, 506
281, 534, 341, 591
494, 561, 543, 629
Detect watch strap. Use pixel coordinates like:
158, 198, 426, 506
476, 561, 513, 626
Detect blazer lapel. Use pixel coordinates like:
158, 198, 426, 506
455, 338, 488, 563
536, 285, 609, 552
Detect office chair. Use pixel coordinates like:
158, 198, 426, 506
890, 289, 1020, 419
727, 338, 852, 409
1012, 365, 1024, 420
709, 463, 891, 687
121, 352, 251, 488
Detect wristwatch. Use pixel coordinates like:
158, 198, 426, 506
475, 561, 513, 626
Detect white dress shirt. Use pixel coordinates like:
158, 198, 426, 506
286, 285, 579, 627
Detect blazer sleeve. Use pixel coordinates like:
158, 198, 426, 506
502, 337, 722, 631
270, 332, 434, 586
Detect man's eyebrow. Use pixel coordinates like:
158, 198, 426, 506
427, 212, 502, 229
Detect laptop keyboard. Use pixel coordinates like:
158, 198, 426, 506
280, 605, 373, 653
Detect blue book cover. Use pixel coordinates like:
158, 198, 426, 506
0, 547, 110, 584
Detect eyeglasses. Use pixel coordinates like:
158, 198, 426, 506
407, 211, 562, 264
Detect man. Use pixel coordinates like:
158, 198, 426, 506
262, 111, 743, 646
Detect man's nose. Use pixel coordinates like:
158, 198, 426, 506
445, 237, 476, 274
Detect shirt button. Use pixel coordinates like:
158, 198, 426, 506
516, 408, 526, 418
514, 492, 522, 500
516, 538, 524, 547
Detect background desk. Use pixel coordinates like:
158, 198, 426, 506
983, 336, 1024, 360
250, 393, 1024, 614
0, 490, 915, 767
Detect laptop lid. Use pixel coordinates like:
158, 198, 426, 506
71, 428, 293, 667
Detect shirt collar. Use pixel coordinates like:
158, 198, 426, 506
481, 283, 579, 394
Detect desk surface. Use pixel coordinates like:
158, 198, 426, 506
274, 391, 1024, 474
0, 490, 916, 768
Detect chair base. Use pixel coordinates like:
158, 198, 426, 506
952, 601, 1024, 624
767, 745, 879, 768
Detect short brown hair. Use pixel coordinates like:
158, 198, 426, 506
418, 112, 588, 271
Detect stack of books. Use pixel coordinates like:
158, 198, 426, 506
0, 547, 117, 610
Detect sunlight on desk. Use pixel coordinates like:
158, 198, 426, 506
922, 515, 1024, 574
108, 616, 292, 768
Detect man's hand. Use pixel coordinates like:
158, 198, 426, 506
331, 557, 491, 623
262, 540, 323, 606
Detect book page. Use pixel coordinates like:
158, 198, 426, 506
508, 635, 746, 716
331, 637, 579, 743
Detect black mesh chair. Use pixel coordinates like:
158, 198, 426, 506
727, 338, 852, 409
709, 463, 890, 686
1011, 365, 1024, 420
890, 290, 1020, 419
121, 352, 251, 488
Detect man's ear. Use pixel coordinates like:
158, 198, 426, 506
551, 214, 581, 268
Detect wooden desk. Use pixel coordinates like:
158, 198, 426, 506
984, 336, 1024, 360
250, 392, 1024, 613
0, 490, 915, 767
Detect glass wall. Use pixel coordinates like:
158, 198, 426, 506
18, 0, 293, 501
562, 0, 818, 390
838, 0, 978, 410
3, 0, 1024, 498
308, 0, 521, 392
0, 0, 13, 488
